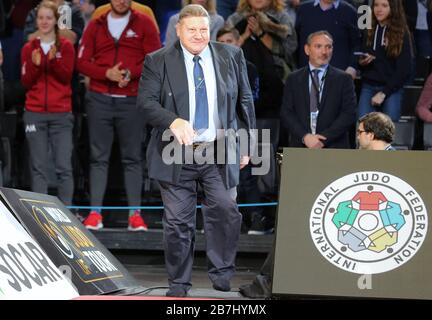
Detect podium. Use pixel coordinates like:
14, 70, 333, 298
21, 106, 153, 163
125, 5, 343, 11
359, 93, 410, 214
272, 148, 432, 299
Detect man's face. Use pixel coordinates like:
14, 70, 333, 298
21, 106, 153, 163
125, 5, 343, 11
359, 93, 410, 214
357, 122, 373, 150
304, 34, 333, 67
217, 32, 239, 47
176, 16, 210, 55
110, 0, 131, 16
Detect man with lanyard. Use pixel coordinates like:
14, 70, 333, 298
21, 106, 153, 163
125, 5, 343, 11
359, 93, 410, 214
308, 51, 327, 141
281, 30, 356, 149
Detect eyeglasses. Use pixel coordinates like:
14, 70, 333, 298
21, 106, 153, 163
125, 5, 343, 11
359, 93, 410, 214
356, 129, 367, 135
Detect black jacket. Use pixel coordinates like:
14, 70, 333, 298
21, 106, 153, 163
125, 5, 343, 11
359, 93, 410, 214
137, 41, 256, 188
280, 65, 356, 149
360, 26, 413, 96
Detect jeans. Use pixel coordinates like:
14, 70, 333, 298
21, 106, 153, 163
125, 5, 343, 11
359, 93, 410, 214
357, 83, 403, 122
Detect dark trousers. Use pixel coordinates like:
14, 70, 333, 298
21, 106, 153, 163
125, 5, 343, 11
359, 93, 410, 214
85, 91, 143, 207
0, 69, 4, 111
159, 164, 242, 291
238, 164, 264, 227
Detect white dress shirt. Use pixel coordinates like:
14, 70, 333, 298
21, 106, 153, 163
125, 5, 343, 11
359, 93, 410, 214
181, 44, 221, 142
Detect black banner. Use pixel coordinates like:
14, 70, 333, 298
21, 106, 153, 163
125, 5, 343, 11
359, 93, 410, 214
0, 188, 139, 295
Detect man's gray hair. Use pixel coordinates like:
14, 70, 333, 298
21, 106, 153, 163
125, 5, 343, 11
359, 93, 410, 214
178, 4, 210, 22
306, 30, 334, 45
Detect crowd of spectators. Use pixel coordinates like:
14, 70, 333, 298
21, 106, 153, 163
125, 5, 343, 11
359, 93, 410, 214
0, 0, 432, 234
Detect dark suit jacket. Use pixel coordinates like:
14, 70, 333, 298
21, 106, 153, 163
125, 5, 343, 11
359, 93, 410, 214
403, 0, 418, 33
280, 65, 356, 149
137, 41, 256, 188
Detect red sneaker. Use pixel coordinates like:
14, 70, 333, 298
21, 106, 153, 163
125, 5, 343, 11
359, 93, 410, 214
128, 211, 148, 231
83, 211, 103, 230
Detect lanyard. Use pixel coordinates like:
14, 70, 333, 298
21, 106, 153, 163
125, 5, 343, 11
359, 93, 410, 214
309, 67, 328, 109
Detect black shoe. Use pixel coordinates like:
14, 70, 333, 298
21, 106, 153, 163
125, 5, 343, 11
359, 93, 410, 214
212, 278, 231, 292
239, 275, 271, 299
239, 283, 265, 299
166, 286, 188, 297
248, 216, 274, 235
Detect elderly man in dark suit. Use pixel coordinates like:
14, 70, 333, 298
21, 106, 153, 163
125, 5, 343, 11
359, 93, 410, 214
137, 4, 256, 297
281, 30, 356, 149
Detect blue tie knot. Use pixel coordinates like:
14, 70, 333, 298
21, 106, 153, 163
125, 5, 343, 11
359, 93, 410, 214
193, 55, 201, 63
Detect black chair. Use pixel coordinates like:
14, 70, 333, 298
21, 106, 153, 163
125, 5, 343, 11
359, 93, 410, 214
255, 143, 278, 195
401, 86, 423, 117
414, 55, 431, 85
423, 122, 432, 150
0, 111, 17, 186
0, 111, 17, 139
393, 117, 416, 150
255, 118, 280, 149
255, 119, 280, 195
1, 137, 11, 186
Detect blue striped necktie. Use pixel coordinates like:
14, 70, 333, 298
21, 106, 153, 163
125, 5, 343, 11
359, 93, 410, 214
193, 55, 209, 131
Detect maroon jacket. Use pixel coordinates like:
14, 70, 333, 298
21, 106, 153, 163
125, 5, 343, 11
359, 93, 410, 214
21, 37, 75, 113
416, 74, 432, 123
77, 10, 161, 96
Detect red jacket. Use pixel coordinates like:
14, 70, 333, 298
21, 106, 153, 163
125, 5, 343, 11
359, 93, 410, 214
77, 10, 161, 96
21, 37, 75, 113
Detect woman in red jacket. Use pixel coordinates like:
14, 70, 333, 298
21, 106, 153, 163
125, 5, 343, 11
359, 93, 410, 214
21, 0, 75, 205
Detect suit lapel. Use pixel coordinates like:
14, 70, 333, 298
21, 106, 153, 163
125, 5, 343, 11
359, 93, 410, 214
165, 42, 190, 120
209, 42, 228, 129
319, 66, 334, 112
300, 67, 310, 116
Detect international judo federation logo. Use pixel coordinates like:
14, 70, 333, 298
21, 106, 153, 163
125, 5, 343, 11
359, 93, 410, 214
310, 171, 428, 274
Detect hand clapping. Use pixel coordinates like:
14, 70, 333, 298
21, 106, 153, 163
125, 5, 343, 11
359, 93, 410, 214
32, 48, 42, 66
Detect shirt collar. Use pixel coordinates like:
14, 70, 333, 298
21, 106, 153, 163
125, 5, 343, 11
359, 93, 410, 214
308, 63, 329, 74
314, 0, 340, 10
385, 144, 394, 150
180, 43, 211, 63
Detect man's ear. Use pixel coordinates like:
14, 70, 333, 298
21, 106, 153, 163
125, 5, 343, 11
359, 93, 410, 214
176, 22, 180, 38
304, 44, 310, 57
